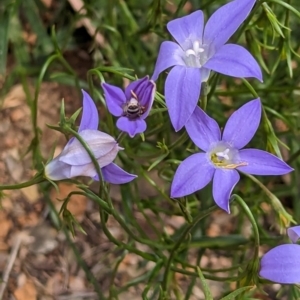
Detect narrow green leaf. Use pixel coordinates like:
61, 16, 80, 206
9, 15, 30, 65
196, 267, 213, 300
269, 0, 300, 20
220, 286, 253, 300
0, 5, 10, 76
22, 0, 53, 55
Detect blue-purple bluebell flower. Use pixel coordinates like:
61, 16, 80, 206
102, 76, 156, 138
152, 0, 262, 131
259, 226, 300, 284
171, 99, 293, 213
45, 90, 137, 184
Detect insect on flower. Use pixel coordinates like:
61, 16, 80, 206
102, 76, 155, 137
123, 91, 146, 119
44, 90, 137, 184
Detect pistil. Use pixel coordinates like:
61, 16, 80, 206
208, 142, 247, 169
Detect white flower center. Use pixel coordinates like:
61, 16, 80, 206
208, 142, 247, 169
184, 40, 208, 68
215, 148, 230, 161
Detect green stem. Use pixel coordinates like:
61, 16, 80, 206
46, 195, 105, 299
169, 131, 189, 150
66, 127, 111, 208
288, 148, 300, 164
98, 209, 156, 261
161, 205, 218, 295
0, 174, 44, 190
243, 173, 294, 226
116, 131, 127, 143
108, 249, 127, 299
232, 195, 260, 260
234, 0, 263, 42
241, 78, 259, 98
67, 127, 106, 192
80, 187, 171, 251
57, 55, 80, 91
200, 82, 209, 111
170, 266, 239, 282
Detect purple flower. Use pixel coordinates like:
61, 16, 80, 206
152, 0, 262, 131
102, 76, 156, 138
171, 99, 293, 213
45, 90, 137, 184
259, 226, 300, 284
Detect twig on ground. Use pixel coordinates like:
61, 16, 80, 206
0, 235, 23, 299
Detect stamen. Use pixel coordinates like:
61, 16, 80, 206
131, 90, 138, 99
217, 162, 248, 169
186, 49, 196, 57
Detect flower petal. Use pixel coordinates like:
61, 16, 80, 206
167, 10, 204, 49
237, 149, 293, 175
69, 145, 121, 178
201, 67, 211, 82
102, 83, 126, 116
59, 130, 118, 165
152, 41, 185, 81
100, 163, 137, 184
259, 244, 300, 284
79, 90, 99, 132
69, 144, 121, 178
45, 157, 72, 180
185, 106, 221, 151
287, 226, 300, 244
165, 66, 201, 131
125, 76, 156, 118
203, 44, 262, 82
125, 76, 148, 100
203, 0, 256, 51
117, 117, 146, 137
140, 81, 155, 119
212, 169, 239, 213
171, 153, 214, 198
70, 162, 98, 178
222, 99, 261, 149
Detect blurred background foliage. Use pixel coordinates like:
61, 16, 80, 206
1, 0, 300, 299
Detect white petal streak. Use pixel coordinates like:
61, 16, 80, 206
59, 130, 118, 165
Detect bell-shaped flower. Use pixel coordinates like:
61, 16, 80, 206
102, 76, 156, 138
171, 99, 293, 213
152, 0, 262, 131
259, 226, 300, 284
45, 90, 137, 184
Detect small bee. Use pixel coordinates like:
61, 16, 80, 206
123, 91, 146, 119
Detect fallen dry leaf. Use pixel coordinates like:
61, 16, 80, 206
14, 278, 37, 300
0, 211, 13, 239
21, 185, 40, 204
4, 149, 24, 182
2, 84, 29, 109
28, 224, 58, 254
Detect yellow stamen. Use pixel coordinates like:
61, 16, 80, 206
214, 162, 248, 169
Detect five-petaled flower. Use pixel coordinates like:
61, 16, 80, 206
152, 0, 262, 131
102, 76, 156, 138
259, 226, 300, 284
171, 99, 293, 213
45, 90, 137, 184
